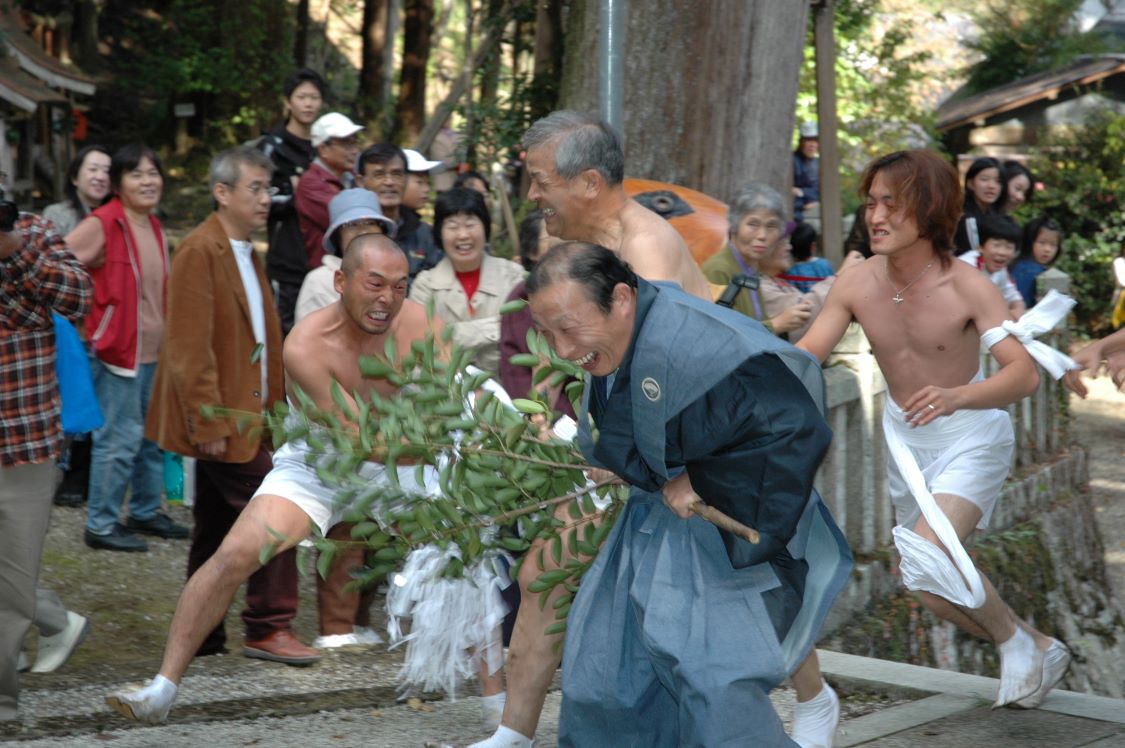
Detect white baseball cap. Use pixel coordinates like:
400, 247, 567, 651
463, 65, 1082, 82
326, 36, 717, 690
311, 112, 364, 148
403, 148, 446, 174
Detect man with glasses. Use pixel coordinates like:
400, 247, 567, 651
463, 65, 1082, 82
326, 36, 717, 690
144, 146, 320, 667
358, 142, 440, 279
296, 112, 364, 278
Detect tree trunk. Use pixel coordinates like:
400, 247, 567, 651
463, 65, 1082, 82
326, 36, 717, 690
72, 0, 100, 70
294, 0, 310, 68
530, 0, 562, 120
394, 0, 435, 143
360, 0, 390, 126
559, 0, 808, 203
478, 0, 504, 106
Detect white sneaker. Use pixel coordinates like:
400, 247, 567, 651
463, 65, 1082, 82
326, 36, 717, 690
17, 651, 29, 672
313, 632, 364, 649
32, 611, 90, 673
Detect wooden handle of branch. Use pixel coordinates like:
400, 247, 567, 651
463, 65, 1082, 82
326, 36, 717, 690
691, 502, 761, 545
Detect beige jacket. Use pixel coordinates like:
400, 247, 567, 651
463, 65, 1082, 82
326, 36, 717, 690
760, 274, 834, 343
409, 254, 526, 373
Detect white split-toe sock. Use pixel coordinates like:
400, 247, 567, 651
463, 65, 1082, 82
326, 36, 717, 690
790, 680, 840, 748
467, 724, 534, 748
1014, 638, 1071, 709
105, 674, 178, 724
480, 691, 506, 733
994, 627, 1045, 707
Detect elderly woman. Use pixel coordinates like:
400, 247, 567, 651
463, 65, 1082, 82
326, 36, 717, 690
702, 183, 822, 337
67, 144, 188, 552
409, 188, 525, 373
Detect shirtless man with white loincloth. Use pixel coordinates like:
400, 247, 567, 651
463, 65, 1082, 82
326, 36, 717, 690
105, 234, 459, 723
798, 149, 1070, 711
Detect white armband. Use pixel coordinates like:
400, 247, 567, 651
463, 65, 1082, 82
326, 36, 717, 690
981, 290, 1080, 380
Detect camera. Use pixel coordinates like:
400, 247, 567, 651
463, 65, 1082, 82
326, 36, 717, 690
0, 189, 17, 233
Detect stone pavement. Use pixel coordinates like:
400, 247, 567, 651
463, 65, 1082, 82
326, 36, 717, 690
6, 647, 1125, 746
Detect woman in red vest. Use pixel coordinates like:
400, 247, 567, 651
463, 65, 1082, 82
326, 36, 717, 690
67, 144, 188, 552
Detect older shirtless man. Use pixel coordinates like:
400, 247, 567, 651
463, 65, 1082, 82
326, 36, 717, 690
798, 150, 1070, 711
471, 112, 714, 748
524, 110, 711, 301
105, 234, 433, 724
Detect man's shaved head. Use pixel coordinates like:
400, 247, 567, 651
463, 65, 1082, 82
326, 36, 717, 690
341, 232, 408, 276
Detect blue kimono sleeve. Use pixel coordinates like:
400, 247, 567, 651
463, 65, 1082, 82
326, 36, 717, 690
670, 352, 832, 569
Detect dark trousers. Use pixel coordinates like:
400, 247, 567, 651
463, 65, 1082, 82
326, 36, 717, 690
317, 522, 377, 635
274, 280, 301, 337
189, 447, 298, 653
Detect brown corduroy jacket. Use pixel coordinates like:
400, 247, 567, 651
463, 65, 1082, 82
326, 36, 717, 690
145, 213, 284, 463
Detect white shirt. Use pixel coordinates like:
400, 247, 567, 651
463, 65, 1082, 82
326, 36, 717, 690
230, 238, 268, 401
958, 250, 1022, 306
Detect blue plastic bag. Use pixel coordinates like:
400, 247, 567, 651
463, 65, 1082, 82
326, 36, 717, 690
53, 313, 104, 435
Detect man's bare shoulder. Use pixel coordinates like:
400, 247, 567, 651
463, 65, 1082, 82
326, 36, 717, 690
619, 200, 687, 254
393, 299, 433, 339
284, 304, 339, 363
829, 254, 880, 306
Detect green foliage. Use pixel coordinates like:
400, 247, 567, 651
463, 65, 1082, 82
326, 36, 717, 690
796, 0, 938, 212
248, 322, 625, 634
962, 0, 1107, 96
1025, 111, 1125, 334
83, 1, 293, 147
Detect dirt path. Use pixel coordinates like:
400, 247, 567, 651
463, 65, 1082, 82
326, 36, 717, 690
1068, 375, 1125, 601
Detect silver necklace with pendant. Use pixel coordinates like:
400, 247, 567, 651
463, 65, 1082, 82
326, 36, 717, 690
886, 258, 934, 305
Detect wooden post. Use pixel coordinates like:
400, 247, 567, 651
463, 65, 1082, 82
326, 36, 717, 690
813, 0, 843, 266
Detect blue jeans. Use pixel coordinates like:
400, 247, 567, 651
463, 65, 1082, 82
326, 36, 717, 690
85, 360, 164, 535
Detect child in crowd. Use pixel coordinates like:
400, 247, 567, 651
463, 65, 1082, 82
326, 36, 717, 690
958, 213, 1026, 319
782, 221, 834, 292
1010, 216, 1062, 308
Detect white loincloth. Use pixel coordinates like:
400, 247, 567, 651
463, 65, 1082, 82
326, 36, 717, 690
883, 388, 1014, 609
251, 437, 440, 535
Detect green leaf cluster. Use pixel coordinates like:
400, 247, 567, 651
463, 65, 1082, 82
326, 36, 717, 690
1024, 110, 1125, 334
255, 323, 623, 633
961, 0, 1107, 97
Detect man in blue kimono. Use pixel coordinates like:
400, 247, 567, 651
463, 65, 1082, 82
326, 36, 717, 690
527, 242, 852, 747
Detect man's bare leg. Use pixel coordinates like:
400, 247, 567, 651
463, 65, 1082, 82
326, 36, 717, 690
789, 652, 841, 747
910, 494, 1053, 705
477, 625, 507, 732
105, 496, 312, 723
469, 506, 594, 747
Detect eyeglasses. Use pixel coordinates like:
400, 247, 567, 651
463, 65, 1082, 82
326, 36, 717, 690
223, 182, 279, 197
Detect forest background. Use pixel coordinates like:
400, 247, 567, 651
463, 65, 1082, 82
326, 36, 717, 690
11, 0, 1125, 331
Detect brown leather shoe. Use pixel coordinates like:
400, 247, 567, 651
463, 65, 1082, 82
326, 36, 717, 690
243, 630, 321, 666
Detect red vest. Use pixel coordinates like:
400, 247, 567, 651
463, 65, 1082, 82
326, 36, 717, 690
84, 198, 167, 375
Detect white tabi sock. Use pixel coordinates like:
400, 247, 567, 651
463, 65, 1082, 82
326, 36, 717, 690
994, 627, 1044, 708
1014, 638, 1071, 709
466, 724, 534, 748
480, 691, 506, 733
790, 680, 840, 748
105, 674, 178, 725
